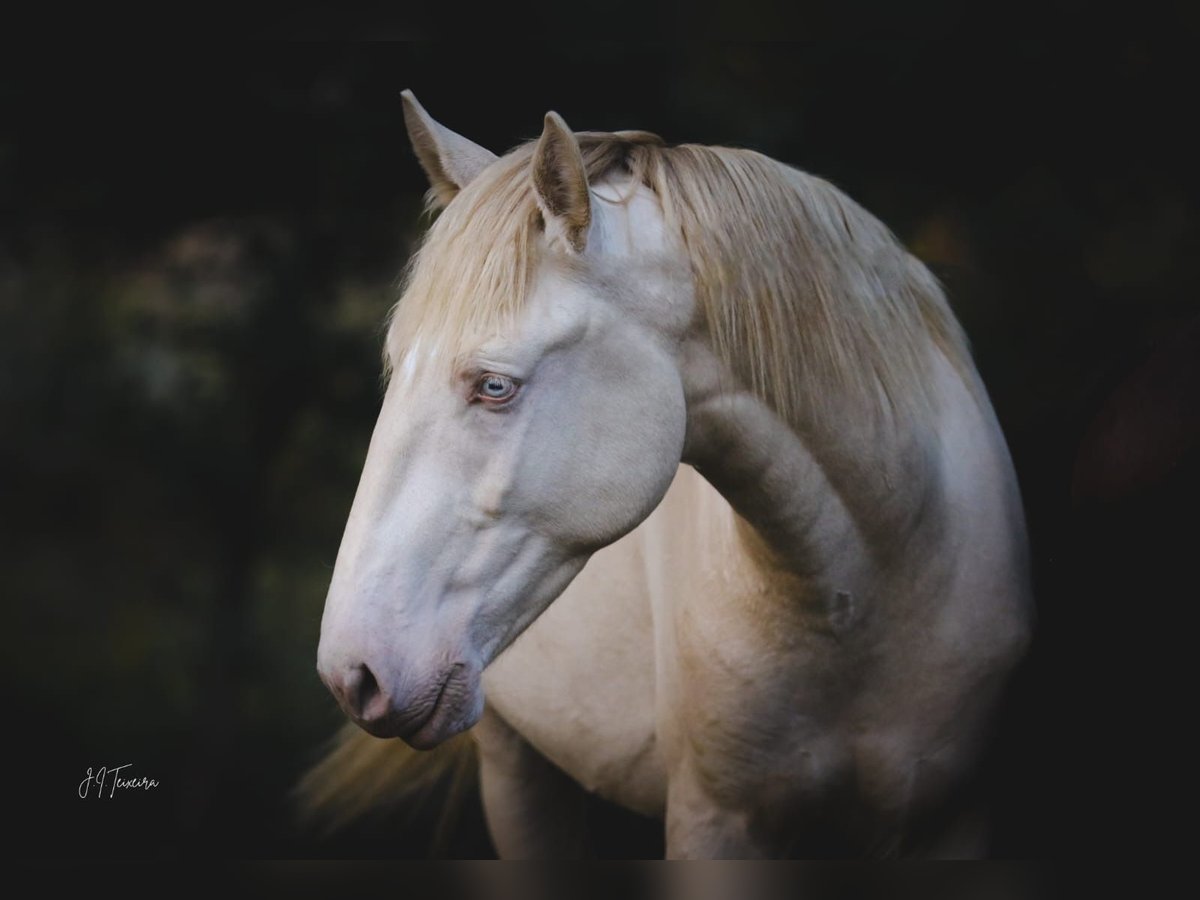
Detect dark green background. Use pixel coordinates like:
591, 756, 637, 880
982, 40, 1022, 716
3, 36, 1196, 858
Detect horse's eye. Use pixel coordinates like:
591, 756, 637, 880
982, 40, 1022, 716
475, 373, 518, 404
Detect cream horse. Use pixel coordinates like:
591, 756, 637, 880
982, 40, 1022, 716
304, 92, 1033, 858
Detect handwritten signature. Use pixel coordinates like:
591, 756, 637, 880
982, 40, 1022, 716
78, 764, 160, 799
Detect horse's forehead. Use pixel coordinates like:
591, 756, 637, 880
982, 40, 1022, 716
388, 178, 680, 385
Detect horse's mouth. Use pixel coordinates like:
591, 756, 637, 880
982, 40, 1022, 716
388, 663, 469, 749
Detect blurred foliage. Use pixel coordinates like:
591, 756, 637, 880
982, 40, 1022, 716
1, 35, 1197, 857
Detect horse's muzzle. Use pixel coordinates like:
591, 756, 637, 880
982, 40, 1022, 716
319, 658, 474, 748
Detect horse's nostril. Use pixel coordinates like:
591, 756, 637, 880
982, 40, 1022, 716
324, 659, 391, 724
352, 663, 391, 723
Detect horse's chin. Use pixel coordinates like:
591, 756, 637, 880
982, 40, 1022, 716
402, 719, 466, 751
397, 665, 484, 751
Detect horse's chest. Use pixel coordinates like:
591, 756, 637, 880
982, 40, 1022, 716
481, 529, 667, 817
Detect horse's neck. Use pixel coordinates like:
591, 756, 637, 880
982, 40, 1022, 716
679, 335, 961, 605
599, 173, 969, 605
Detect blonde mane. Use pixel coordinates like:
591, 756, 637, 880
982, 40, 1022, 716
385, 131, 971, 431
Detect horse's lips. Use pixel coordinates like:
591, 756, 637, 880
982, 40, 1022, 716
398, 665, 464, 748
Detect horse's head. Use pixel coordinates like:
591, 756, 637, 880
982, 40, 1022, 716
317, 94, 692, 747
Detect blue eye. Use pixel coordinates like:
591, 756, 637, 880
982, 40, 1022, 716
475, 373, 518, 403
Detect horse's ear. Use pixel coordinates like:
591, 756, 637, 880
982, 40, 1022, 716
401, 90, 498, 209
532, 111, 590, 253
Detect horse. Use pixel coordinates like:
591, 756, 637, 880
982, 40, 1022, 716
301, 91, 1033, 858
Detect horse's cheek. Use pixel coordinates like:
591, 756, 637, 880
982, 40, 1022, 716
513, 368, 681, 550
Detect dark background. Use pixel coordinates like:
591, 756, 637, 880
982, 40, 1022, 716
2, 35, 1197, 859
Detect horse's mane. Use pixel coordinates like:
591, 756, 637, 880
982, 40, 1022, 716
385, 131, 970, 431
